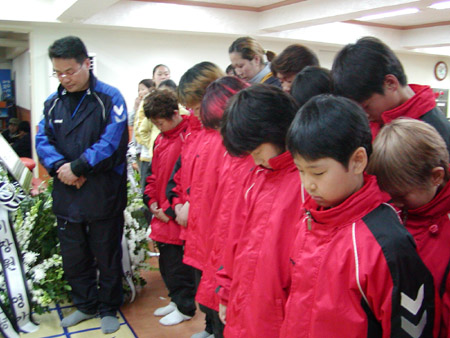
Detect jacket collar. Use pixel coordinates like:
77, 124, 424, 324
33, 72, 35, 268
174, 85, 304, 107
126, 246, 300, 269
188, 114, 202, 131
161, 115, 189, 139
305, 174, 385, 227
250, 63, 271, 84
267, 151, 295, 171
381, 84, 436, 124
405, 171, 450, 225
57, 71, 97, 97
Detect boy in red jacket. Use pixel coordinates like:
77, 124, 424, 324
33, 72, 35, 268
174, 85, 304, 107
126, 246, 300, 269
368, 118, 450, 337
216, 84, 302, 338
281, 94, 435, 337
143, 90, 196, 326
332, 36, 450, 152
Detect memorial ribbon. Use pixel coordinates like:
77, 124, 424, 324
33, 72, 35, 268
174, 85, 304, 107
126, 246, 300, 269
121, 234, 136, 303
0, 180, 39, 337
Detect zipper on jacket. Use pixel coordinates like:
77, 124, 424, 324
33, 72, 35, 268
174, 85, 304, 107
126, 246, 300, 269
305, 210, 312, 231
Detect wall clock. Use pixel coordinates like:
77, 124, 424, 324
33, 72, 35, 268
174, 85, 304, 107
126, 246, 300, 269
434, 61, 448, 81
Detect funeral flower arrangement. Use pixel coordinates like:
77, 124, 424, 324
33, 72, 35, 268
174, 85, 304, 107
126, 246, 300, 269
0, 164, 150, 315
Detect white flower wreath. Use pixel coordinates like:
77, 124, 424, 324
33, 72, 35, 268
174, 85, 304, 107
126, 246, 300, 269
0, 157, 151, 315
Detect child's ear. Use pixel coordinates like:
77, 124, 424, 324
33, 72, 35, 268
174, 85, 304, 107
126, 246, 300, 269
350, 147, 368, 175
383, 74, 400, 93
431, 166, 445, 187
174, 109, 179, 116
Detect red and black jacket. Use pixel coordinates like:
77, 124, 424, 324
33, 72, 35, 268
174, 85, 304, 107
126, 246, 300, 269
281, 174, 435, 338
144, 116, 189, 245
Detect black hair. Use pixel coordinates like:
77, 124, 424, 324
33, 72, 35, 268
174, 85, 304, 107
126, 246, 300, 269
225, 64, 236, 76
221, 84, 298, 157
291, 66, 331, 107
158, 79, 177, 91
143, 90, 178, 120
332, 36, 407, 102
140, 79, 155, 89
287, 94, 372, 168
48, 36, 88, 64
18, 121, 30, 134
153, 64, 169, 76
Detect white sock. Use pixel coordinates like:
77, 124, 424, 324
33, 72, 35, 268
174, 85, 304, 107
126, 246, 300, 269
159, 307, 192, 326
154, 301, 177, 316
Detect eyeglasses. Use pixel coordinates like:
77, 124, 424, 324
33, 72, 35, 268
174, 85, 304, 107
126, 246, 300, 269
52, 64, 84, 79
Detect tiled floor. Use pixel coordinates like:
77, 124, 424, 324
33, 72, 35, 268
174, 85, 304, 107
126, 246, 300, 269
21, 258, 206, 338
21, 304, 136, 338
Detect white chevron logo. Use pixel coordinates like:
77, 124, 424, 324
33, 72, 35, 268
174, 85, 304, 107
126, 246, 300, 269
113, 104, 126, 123
401, 310, 427, 338
401, 284, 424, 315
401, 284, 426, 338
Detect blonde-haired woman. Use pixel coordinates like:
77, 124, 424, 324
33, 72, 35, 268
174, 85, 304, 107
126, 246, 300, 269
228, 36, 280, 87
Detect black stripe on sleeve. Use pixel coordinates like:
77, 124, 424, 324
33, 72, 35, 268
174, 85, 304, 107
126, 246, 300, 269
440, 258, 450, 298
362, 204, 435, 338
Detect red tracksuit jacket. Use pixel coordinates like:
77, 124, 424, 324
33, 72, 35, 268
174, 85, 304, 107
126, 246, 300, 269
216, 151, 303, 337
400, 173, 450, 338
195, 154, 254, 311
280, 174, 435, 338
167, 114, 203, 241
183, 128, 228, 271
170, 114, 202, 207
144, 116, 189, 245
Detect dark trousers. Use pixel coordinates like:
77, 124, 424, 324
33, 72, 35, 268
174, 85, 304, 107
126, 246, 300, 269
194, 268, 221, 336
202, 304, 224, 338
140, 160, 150, 194
57, 216, 124, 317
157, 242, 196, 316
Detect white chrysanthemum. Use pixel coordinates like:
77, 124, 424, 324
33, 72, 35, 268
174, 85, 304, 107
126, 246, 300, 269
23, 251, 38, 266
31, 288, 43, 297
33, 268, 46, 283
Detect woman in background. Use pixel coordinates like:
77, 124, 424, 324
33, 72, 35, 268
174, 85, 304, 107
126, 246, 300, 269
228, 36, 280, 87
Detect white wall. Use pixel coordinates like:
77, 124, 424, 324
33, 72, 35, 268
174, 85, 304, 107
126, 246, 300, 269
28, 23, 450, 120
4, 22, 444, 172
12, 51, 31, 110
399, 52, 450, 91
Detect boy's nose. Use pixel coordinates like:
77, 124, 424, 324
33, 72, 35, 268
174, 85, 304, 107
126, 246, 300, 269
307, 181, 317, 192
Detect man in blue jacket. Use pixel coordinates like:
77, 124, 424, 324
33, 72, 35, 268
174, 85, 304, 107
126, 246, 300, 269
35, 36, 128, 334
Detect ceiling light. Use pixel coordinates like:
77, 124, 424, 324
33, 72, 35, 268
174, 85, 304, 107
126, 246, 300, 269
428, 1, 450, 9
357, 8, 419, 21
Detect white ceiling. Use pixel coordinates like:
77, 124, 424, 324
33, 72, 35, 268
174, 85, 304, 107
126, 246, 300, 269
0, 0, 449, 63
182, 0, 280, 6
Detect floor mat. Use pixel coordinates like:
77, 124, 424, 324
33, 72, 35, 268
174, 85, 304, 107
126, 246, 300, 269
21, 304, 138, 338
